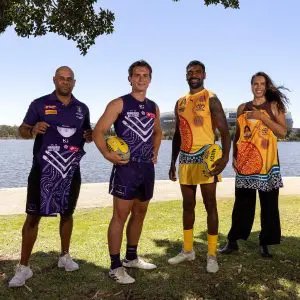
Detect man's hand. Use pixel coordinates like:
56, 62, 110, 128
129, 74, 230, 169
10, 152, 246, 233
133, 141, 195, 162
83, 129, 93, 143
169, 163, 177, 181
152, 151, 158, 164
32, 122, 50, 135
104, 151, 129, 165
209, 157, 229, 176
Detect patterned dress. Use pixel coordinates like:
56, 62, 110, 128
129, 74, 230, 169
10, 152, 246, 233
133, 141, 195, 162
235, 101, 283, 191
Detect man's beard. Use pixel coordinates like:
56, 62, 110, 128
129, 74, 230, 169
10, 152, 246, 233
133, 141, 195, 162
188, 78, 203, 89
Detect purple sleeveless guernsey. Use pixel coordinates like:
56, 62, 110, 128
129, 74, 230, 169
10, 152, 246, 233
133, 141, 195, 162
114, 94, 157, 163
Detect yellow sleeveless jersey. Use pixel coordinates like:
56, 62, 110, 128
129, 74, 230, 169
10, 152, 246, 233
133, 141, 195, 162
177, 89, 221, 185
235, 101, 283, 191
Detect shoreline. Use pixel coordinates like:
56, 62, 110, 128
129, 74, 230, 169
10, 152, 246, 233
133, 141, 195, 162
0, 177, 299, 216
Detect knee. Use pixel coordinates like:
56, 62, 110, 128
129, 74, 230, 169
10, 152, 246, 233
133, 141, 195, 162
113, 209, 130, 224
131, 208, 148, 221
183, 201, 196, 213
60, 215, 73, 223
204, 199, 218, 215
22, 216, 40, 232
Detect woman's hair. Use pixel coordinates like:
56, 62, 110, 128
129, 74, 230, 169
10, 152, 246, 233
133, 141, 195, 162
251, 72, 289, 112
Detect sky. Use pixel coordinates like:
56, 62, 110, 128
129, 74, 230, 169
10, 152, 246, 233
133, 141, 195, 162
1, 0, 300, 127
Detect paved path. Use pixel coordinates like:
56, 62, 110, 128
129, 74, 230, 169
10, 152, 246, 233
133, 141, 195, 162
0, 177, 299, 215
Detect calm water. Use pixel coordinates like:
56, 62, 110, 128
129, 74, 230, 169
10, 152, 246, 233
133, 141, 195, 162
0, 140, 299, 188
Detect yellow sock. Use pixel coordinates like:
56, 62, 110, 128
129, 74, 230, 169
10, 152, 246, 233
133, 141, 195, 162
183, 229, 193, 252
208, 234, 218, 256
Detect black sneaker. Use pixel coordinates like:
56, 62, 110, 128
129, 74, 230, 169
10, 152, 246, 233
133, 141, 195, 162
260, 245, 273, 258
219, 241, 239, 254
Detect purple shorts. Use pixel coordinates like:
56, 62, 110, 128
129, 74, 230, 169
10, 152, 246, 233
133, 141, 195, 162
109, 162, 154, 201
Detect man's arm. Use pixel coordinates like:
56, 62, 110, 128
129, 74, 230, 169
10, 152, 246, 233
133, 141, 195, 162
92, 98, 127, 165
152, 105, 162, 164
19, 101, 49, 138
169, 101, 181, 181
209, 95, 231, 176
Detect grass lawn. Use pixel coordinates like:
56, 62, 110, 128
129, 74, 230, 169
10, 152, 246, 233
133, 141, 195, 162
1, 195, 300, 300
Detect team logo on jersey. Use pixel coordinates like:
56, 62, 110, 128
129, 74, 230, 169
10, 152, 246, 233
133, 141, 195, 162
193, 98, 205, 112
146, 112, 156, 119
76, 105, 84, 120
139, 104, 145, 109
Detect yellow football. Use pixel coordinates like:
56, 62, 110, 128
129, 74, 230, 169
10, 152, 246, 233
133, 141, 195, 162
203, 144, 222, 174
106, 136, 130, 160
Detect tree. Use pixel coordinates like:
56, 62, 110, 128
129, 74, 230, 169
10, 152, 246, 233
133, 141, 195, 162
0, 0, 239, 55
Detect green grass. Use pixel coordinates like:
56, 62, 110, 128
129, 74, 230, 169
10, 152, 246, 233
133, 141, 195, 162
1, 196, 300, 299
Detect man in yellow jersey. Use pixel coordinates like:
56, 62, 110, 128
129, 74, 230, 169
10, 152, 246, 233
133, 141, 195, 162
168, 60, 230, 273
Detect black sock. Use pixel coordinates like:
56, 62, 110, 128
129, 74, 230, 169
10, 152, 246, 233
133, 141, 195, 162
110, 253, 122, 270
125, 244, 138, 261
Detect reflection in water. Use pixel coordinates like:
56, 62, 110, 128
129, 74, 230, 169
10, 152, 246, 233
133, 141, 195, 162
0, 140, 299, 188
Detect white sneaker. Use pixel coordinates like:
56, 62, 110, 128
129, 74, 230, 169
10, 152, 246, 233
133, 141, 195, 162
123, 257, 157, 270
58, 253, 79, 272
168, 250, 195, 265
109, 266, 135, 284
8, 264, 33, 287
206, 255, 219, 273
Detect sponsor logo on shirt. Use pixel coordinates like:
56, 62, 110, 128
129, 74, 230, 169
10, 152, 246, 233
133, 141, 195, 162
146, 112, 156, 119
45, 109, 57, 115
69, 146, 79, 152
47, 145, 60, 152
127, 111, 139, 117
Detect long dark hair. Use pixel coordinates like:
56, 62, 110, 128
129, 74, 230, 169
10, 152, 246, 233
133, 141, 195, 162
251, 72, 289, 112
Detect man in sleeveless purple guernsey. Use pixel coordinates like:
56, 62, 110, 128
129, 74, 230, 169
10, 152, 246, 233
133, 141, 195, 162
93, 60, 162, 284
9, 66, 92, 288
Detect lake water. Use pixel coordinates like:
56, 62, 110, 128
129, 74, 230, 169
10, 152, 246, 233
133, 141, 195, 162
0, 140, 299, 188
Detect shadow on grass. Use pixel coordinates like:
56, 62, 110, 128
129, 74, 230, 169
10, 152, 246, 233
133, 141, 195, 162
147, 231, 300, 299
1, 233, 300, 299
0, 251, 147, 300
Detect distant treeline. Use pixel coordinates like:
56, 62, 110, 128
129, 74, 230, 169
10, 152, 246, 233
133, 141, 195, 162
0, 125, 21, 139
1, 124, 300, 141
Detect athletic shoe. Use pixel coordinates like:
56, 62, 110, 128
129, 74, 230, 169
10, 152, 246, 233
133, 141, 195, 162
58, 253, 79, 271
109, 266, 135, 284
206, 255, 219, 273
168, 250, 195, 265
123, 257, 157, 270
260, 245, 273, 258
219, 241, 239, 254
8, 264, 33, 287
